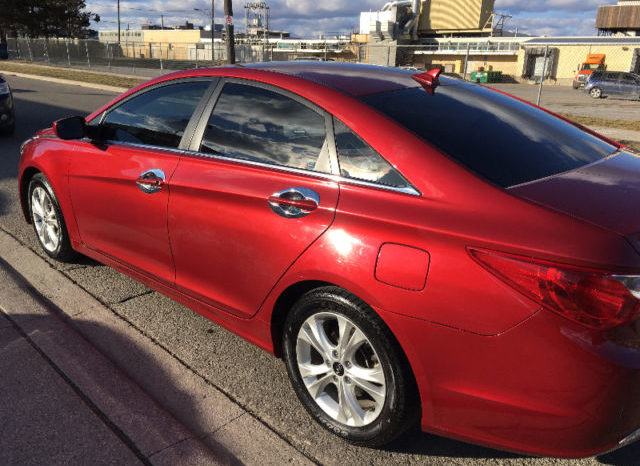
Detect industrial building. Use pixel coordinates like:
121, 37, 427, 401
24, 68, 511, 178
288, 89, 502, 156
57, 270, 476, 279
597, 0, 640, 36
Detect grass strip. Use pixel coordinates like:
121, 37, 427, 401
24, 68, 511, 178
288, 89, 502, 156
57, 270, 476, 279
561, 113, 640, 132
0, 61, 145, 89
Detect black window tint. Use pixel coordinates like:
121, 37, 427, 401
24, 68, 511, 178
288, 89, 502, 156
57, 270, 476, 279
200, 83, 328, 172
102, 81, 210, 148
360, 79, 617, 188
334, 119, 409, 188
604, 73, 620, 81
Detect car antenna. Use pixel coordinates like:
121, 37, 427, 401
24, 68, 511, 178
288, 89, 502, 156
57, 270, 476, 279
412, 68, 442, 95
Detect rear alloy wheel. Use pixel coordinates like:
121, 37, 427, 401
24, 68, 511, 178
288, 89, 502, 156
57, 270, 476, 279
28, 173, 76, 261
590, 87, 603, 99
283, 286, 418, 447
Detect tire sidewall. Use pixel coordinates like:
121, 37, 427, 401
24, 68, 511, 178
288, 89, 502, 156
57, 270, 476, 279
282, 290, 403, 444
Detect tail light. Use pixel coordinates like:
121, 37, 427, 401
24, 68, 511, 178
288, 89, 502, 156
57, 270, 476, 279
469, 249, 640, 330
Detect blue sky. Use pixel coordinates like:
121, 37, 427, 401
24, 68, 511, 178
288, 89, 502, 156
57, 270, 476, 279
86, 0, 618, 37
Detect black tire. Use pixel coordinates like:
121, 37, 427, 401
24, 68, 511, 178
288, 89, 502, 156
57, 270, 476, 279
590, 87, 603, 99
572, 81, 580, 89
282, 286, 419, 447
28, 173, 76, 262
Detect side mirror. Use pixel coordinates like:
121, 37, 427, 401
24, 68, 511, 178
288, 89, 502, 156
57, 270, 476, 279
53, 116, 86, 140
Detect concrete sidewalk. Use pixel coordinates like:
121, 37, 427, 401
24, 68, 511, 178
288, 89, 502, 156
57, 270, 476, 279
0, 230, 312, 465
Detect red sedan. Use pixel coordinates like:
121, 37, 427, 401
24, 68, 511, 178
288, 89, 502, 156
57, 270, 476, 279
18, 62, 640, 457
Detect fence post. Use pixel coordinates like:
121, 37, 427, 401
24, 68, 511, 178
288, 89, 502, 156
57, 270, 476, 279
536, 44, 549, 107
159, 43, 163, 71
15, 40, 21, 60
85, 41, 91, 68
463, 43, 470, 80
386, 45, 390, 66
107, 43, 111, 71
132, 44, 136, 74
195, 46, 199, 68
324, 43, 327, 61
65, 40, 71, 67
26, 37, 33, 61
43, 39, 50, 63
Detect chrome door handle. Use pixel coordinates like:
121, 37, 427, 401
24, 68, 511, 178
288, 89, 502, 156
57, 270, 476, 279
268, 187, 320, 218
136, 169, 165, 194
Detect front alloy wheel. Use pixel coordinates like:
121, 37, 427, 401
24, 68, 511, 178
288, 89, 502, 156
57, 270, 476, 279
31, 186, 61, 253
283, 286, 418, 447
590, 87, 603, 99
28, 173, 76, 261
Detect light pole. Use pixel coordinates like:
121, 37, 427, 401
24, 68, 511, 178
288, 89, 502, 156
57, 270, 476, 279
117, 0, 121, 44
194, 3, 215, 62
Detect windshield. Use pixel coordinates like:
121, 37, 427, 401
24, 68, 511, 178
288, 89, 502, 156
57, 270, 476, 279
360, 78, 617, 188
581, 64, 601, 71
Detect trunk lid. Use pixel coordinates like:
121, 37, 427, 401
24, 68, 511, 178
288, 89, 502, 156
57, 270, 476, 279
509, 150, 640, 237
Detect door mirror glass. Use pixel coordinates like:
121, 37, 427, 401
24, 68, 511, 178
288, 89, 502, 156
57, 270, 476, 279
54, 116, 86, 140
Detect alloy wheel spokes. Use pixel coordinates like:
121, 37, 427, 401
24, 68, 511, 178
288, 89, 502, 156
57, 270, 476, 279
296, 312, 386, 427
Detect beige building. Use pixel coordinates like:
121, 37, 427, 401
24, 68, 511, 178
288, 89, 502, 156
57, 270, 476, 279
518, 37, 640, 85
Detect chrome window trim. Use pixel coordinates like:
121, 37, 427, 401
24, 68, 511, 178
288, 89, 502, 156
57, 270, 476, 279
178, 146, 421, 196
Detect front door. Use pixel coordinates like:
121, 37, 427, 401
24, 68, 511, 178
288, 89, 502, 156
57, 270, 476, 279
68, 79, 213, 283
168, 81, 339, 318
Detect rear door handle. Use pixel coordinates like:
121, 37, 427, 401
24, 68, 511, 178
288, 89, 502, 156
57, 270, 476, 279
268, 187, 319, 218
136, 169, 165, 194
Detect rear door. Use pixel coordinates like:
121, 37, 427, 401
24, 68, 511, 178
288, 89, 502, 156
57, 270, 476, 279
68, 79, 215, 283
168, 80, 339, 318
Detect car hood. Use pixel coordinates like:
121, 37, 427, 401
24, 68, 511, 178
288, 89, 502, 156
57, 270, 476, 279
508, 150, 640, 237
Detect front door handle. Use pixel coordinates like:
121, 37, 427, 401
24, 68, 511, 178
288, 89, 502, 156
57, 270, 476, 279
136, 169, 165, 194
268, 187, 320, 218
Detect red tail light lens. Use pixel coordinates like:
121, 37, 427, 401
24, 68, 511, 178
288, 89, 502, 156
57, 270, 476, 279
469, 249, 640, 330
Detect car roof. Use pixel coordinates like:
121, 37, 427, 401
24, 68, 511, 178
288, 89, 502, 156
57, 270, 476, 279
242, 62, 422, 97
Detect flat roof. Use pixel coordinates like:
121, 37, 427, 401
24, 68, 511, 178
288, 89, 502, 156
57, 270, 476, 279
524, 36, 640, 45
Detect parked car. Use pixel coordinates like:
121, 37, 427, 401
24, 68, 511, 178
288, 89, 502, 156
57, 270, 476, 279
18, 63, 640, 457
585, 70, 640, 99
0, 74, 15, 135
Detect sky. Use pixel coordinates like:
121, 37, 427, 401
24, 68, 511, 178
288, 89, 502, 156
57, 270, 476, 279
85, 0, 619, 38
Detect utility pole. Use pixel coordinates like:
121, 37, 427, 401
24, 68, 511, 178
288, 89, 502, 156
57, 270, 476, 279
161, 15, 164, 29
211, 0, 215, 62
117, 0, 121, 44
224, 0, 235, 64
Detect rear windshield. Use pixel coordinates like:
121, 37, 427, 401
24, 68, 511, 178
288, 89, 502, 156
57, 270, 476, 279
360, 79, 617, 187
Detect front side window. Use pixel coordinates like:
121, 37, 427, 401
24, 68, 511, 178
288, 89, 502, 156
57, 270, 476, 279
102, 80, 211, 148
200, 83, 329, 172
333, 119, 409, 188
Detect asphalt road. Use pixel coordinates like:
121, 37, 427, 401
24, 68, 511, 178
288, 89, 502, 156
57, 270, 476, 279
0, 74, 638, 466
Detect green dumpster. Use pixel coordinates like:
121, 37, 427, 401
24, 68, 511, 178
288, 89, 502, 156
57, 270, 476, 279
470, 70, 503, 83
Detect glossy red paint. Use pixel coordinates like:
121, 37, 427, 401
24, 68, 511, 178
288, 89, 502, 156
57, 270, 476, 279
375, 243, 430, 291
18, 63, 640, 457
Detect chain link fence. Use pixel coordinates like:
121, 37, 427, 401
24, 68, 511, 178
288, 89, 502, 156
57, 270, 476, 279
5, 37, 639, 92
4, 37, 362, 78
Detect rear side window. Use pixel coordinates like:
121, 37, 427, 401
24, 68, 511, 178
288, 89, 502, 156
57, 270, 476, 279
334, 119, 409, 188
360, 79, 617, 188
200, 83, 329, 172
102, 81, 211, 148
